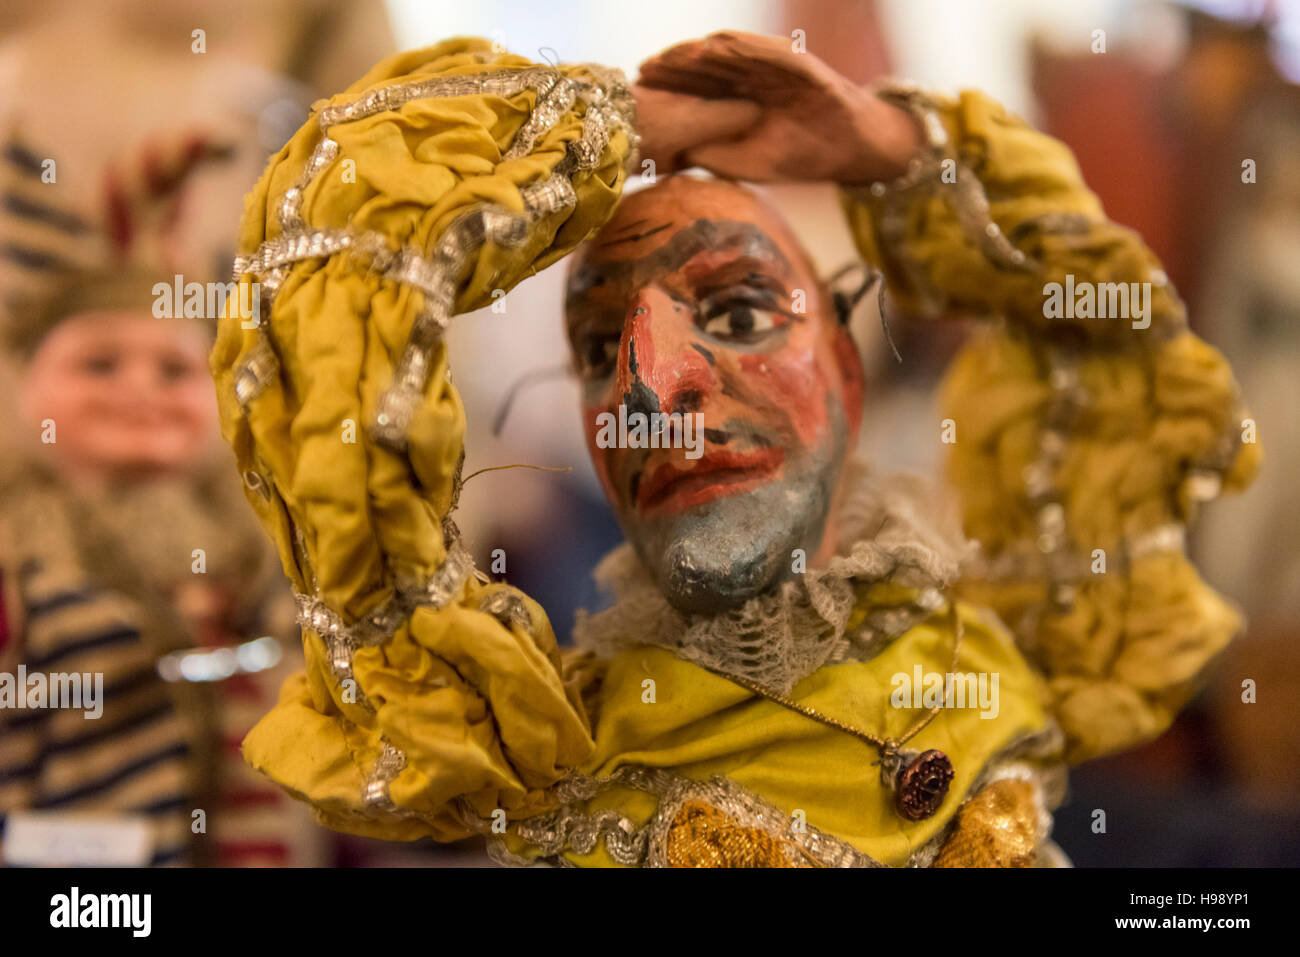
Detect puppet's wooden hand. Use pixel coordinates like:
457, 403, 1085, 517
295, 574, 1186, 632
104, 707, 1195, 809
634, 31, 920, 184
630, 84, 760, 177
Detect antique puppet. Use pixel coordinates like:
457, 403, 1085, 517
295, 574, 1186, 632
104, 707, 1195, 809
211, 33, 1258, 867
0, 191, 314, 866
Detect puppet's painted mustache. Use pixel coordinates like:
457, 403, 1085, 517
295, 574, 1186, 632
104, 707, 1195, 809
635, 446, 784, 516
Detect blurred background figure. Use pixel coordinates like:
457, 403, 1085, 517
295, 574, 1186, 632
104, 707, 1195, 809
2, 0, 1294, 867
1020, 0, 1300, 865
0, 263, 312, 866
0, 0, 397, 866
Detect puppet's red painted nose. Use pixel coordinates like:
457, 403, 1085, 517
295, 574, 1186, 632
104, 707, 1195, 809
616, 286, 715, 418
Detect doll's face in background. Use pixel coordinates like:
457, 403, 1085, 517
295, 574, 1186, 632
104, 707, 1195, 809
566, 177, 864, 614
19, 311, 218, 482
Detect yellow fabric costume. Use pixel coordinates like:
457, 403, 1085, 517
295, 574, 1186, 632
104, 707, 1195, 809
842, 87, 1259, 763
210, 41, 1258, 865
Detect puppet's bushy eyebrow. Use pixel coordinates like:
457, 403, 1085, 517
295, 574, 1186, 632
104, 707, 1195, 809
597, 221, 673, 247
567, 219, 790, 309
690, 258, 790, 297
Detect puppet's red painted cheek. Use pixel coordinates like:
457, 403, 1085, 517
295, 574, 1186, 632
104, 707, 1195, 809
832, 330, 865, 430
736, 349, 831, 446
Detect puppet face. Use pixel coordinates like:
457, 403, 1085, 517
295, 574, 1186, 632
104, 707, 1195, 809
566, 177, 863, 614
18, 311, 217, 483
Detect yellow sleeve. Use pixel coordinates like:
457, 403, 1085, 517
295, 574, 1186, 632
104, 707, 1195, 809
209, 39, 636, 840
841, 88, 1260, 764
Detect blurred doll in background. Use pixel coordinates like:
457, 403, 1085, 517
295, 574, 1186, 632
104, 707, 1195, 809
0, 0, 384, 858
0, 0, 378, 863
0, 93, 332, 862
0, 264, 320, 866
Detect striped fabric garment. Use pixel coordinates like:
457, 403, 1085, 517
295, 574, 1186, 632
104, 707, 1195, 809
212, 664, 297, 866
0, 557, 195, 866
0, 126, 233, 322
0, 134, 104, 318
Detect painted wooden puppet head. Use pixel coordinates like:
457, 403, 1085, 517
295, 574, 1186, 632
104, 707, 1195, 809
566, 175, 864, 613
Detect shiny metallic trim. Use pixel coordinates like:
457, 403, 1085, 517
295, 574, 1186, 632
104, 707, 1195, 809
232, 334, 280, 408
363, 738, 407, 812
488, 725, 1064, 868
497, 765, 884, 868
295, 537, 476, 695
478, 589, 533, 632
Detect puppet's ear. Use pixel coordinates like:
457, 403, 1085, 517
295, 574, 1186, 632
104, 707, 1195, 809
826, 260, 880, 326
826, 260, 896, 379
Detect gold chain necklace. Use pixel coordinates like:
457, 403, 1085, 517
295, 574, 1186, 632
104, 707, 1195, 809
719, 602, 965, 822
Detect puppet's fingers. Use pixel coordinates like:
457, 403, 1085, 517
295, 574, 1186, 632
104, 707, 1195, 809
637, 59, 747, 101
637, 32, 763, 100
640, 31, 825, 103
632, 85, 760, 173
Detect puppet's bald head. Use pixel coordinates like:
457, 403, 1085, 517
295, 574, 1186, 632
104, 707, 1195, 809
565, 175, 863, 614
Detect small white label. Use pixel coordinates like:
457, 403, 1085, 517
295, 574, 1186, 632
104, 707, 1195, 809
5, 811, 153, 866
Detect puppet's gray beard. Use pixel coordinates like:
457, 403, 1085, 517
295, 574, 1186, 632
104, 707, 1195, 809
645, 475, 831, 615
624, 409, 848, 617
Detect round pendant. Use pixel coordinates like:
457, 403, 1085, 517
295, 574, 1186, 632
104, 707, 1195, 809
894, 749, 954, 821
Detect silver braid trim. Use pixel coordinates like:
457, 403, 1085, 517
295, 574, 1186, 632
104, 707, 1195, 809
229, 61, 634, 445
853, 82, 1037, 286
505, 76, 576, 159
362, 739, 408, 812
492, 766, 886, 869
490, 726, 1065, 868
966, 521, 1188, 584
318, 67, 565, 129
295, 537, 477, 694
477, 589, 534, 632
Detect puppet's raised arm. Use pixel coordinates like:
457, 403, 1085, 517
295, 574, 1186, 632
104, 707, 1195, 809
210, 40, 636, 840
841, 88, 1260, 763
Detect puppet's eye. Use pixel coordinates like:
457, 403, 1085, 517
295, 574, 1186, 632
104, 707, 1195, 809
579, 334, 619, 379
81, 353, 119, 377
702, 304, 780, 342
